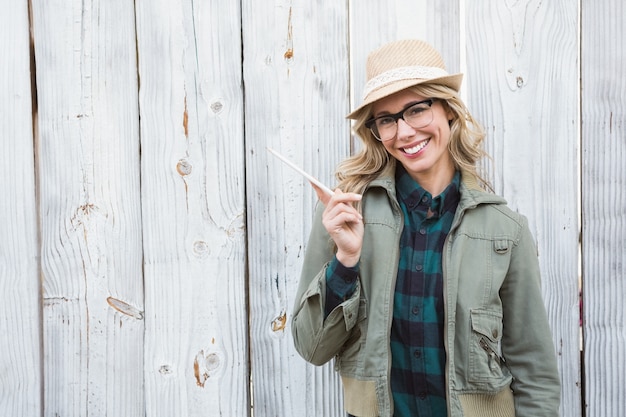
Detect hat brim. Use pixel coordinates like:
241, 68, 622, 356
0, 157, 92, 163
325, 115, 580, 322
346, 73, 463, 120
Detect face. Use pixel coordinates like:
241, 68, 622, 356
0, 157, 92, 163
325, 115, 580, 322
371, 89, 455, 189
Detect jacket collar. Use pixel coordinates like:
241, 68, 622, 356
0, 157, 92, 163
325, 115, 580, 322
367, 163, 506, 211
458, 177, 506, 209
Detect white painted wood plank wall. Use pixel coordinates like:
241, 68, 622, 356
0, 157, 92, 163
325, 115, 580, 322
0, 1, 41, 415
582, 0, 626, 415
1, 0, 624, 416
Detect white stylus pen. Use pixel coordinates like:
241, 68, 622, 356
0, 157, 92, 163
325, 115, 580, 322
266, 147, 335, 197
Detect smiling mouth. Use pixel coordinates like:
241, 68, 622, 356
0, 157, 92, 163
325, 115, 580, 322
402, 139, 430, 155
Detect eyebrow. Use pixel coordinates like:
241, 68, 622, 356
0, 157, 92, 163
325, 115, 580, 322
372, 99, 429, 118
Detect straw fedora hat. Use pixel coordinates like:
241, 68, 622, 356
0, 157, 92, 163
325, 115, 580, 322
347, 39, 463, 120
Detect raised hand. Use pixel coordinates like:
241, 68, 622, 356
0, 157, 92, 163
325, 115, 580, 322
311, 182, 364, 268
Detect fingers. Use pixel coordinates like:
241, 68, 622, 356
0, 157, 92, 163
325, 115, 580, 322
326, 211, 362, 232
322, 189, 363, 237
323, 189, 362, 222
328, 188, 363, 207
310, 182, 361, 207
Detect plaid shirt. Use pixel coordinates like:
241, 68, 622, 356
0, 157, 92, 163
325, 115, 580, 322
324, 168, 460, 417
391, 167, 460, 416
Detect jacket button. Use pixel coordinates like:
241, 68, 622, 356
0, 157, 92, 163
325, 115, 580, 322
492, 329, 498, 338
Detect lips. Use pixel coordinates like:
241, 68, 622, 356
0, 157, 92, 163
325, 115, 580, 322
402, 138, 430, 155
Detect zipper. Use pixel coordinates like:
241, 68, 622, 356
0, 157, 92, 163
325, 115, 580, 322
441, 205, 465, 415
479, 336, 507, 368
441, 229, 454, 415
385, 187, 403, 415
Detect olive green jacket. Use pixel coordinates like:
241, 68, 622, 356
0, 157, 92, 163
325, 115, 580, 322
291, 170, 560, 417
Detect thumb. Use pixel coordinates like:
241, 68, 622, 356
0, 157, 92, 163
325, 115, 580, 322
310, 181, 332, 205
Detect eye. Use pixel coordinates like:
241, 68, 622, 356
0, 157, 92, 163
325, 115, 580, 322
376, 116, 395, 127
405, 104, 428, 117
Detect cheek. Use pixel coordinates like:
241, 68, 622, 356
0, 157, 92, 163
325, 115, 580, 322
434, 120, 452, 144
382, 141, 395, 154
441, 126, 452, 142
438, 131, 452, 150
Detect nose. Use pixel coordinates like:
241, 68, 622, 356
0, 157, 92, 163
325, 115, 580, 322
395, 118, 416, 140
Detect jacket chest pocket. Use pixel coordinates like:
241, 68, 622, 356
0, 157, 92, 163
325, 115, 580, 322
468, 309, 506, 384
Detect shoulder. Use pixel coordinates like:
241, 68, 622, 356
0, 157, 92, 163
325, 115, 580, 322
458, 187, 529, 242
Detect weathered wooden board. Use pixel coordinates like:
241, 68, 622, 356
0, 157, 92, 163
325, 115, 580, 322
242, 1, 350, 415
30, 0, 145, 415
465, 1, 581, 414
0, 0, 41, 415
581, 0, 626, 415
135, 0, 249, 415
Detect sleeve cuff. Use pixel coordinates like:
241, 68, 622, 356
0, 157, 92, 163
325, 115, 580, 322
324, 257, 359, 318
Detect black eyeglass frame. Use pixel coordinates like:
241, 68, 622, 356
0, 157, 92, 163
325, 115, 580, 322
364, 98, 435, 141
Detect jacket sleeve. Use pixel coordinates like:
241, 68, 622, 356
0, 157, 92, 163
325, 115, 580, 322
291, 203, 363, 366
501, 216, 561, 416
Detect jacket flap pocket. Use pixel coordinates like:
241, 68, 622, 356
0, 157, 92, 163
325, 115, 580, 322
470, 309, 503, 342
341, 282, 363, 330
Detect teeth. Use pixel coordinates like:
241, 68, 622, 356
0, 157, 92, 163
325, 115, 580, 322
403, 139, 430, 155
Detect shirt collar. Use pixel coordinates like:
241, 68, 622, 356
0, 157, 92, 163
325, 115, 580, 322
395, 165, 461, 217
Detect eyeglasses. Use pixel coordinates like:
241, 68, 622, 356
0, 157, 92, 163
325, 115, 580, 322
365, 99, 435, 141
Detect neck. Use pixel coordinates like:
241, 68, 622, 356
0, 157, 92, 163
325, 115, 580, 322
410, 164, 455, 196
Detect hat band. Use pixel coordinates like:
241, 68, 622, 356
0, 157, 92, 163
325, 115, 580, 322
362, 65, 449, 100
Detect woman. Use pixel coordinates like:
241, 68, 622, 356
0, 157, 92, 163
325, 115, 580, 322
291, 39, 560, 417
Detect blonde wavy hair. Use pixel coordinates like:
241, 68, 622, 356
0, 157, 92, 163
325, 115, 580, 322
336, 83, 492, 195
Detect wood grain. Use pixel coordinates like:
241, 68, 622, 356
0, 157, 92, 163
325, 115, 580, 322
0, 1, 41, 415
135, 0, 249, 415
31, 0, 144, 415
581, 0, 626, 415
242, 1, 349, 415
